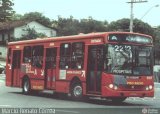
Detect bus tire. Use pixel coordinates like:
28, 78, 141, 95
111, 97, 127, 103
71, 83, 83, 100
22, 78, 31, 94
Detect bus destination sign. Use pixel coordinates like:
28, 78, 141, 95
108, 34, 152, 44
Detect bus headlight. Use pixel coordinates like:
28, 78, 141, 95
114, 85, 118, 90
145, 85, 153, 91
145, 86, 149, 91
109, 84, 114, 89
149, 85, 153, 90
108, 84, 118, 90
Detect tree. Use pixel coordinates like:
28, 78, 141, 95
0, 0, 15, 22
107, 18, 130, 32
11, 13, 23, 20
79, 17, 108, 33
21, 12, 52, 27
154, 26, 160, 45
107, 18, 154, 36
133, 19, 154, 36
52, 16, 108, 36
53, 16, 80, 36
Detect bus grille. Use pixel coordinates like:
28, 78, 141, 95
119, 85, 145, 91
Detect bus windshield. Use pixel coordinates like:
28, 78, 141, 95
105, 44, 153, 76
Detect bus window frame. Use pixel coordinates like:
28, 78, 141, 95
59, 42, 85, 70
32, 45, 44, 68
71, 42, 85, 70
23, 46, 32, 63
45, 48, 57, 69
60, 43, 71, 69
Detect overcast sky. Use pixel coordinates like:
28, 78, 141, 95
13, 0, 160, 26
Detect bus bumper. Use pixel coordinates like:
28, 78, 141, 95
102, 86, 154, 98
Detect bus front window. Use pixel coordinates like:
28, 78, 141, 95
133, 46, 152, 75
106, 44, 132, 74
105, 44, 152, 76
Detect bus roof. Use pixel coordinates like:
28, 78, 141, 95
8, 32, 152, 46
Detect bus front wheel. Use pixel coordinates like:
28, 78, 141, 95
71, 83, 83, 100
22, 79, 31, 94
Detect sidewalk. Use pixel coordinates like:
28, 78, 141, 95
0, 74, 5, 81
154, 82, 160, 89
0, 60, 6, 66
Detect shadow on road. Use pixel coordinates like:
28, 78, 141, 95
8, 91, 149, 107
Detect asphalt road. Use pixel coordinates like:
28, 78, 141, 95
0, 74, 160, 114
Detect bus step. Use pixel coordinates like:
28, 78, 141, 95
42, 90, 54, 94
87, 91, 101, 95
86, 93, 101, 97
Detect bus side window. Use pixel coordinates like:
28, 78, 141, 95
32, 45, 44, 68
7, 48, 11, 63
60, 43, 71, 69
23, 46, 31, 63
71, 42, 84, 69
46, 48, 57, 69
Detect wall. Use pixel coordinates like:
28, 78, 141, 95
154, 65, 160, 82
0, 46, 7, 59
14, 25, 28, 39
14, 21, 56, 39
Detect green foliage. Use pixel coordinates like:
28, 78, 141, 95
0, 0, 15, 22
107, 18, 130, 31
53, 16, 108, 36
133, 19, 154, 36
154, 26, 160, 45
11, 12, 52, 27
107, 18, 154, 36
11, 13, 23, 20
21, 12, 52, 27
79, 17, 108, 33
13, 27, 47, 41
54, 16, 80, 36
10, 12, 159, 44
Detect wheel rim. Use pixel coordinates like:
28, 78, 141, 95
24, 81, 29, 92
73, 85, 82, 97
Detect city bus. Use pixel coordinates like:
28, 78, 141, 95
6, 32, 154, 102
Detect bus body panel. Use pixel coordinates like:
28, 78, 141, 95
30, 79, 44, 90
55, 81, 70, 93
101, 73, 154, 97
5, 32, 154, 100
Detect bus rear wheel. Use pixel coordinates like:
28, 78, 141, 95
22, 79, 31, 94
71, 83, 83, 100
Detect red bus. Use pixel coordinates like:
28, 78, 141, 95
6, 32, 154, 102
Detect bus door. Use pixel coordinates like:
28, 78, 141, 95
45, 48, 57, 90
11, 50, 21, 87
87, 45, 104, 94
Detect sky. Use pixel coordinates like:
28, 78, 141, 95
13, 0, 160, 26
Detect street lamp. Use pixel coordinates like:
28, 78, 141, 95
140, 4, 159, 20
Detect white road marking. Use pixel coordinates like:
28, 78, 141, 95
56, 109, 80, 114
0, 105, 12, 107
0, 80, 5, 85
128, 97, 159, 101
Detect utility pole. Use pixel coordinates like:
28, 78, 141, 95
127, 0, 148, 32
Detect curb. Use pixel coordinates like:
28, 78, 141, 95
0, 80, 4, 83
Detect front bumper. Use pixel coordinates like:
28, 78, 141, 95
102, 86, 154, 98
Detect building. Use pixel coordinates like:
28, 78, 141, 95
0, 20, 57, 60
